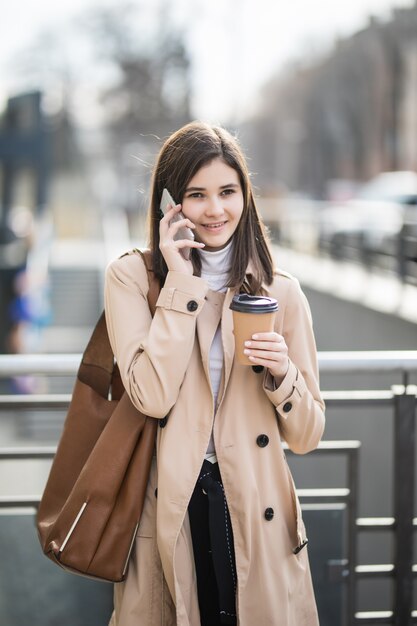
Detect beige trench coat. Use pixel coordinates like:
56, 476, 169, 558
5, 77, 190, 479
104, 250, 325, 626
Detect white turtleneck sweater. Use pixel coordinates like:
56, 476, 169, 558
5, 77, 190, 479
199, 240, 233, 457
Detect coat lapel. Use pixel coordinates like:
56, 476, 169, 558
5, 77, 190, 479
217, 288, 235, 406
196, 290, 225, 386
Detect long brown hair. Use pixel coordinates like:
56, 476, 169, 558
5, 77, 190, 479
148, 121, 274, 293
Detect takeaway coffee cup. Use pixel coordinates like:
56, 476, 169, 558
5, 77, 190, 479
230, 294, 278, 365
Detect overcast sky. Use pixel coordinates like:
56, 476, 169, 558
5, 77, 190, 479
1, 0, 415, 123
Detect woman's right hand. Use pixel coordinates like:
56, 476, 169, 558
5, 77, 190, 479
159, 204, 205, 275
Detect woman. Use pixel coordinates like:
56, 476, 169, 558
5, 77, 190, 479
105, 121, 325, 626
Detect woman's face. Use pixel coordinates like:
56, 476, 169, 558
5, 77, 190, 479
181, 157, 244, 252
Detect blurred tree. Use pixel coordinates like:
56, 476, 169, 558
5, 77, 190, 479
74, 0, 193, 232
83, 1, 191, 142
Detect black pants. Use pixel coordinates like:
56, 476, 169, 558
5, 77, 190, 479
188, 460, 237, 626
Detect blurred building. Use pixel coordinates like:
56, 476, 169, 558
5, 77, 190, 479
243, 1, 417, 198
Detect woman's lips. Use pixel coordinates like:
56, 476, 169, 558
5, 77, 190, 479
201, 221, 227, 231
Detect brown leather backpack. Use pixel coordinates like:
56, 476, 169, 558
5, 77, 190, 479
37, 250, 159, 582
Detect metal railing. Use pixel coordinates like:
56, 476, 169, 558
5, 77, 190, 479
1, 351, 417, 625
317, 226, 417, 286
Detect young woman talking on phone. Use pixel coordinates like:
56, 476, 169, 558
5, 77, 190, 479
104, 122, 325, 626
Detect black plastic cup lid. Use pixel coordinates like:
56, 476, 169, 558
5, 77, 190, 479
230, 294, 278, 314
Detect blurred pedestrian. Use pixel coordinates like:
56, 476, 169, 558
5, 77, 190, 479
105, 121, 325, 625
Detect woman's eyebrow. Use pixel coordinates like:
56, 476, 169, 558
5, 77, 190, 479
185, 183, 239, 192
185, 186, 205, 192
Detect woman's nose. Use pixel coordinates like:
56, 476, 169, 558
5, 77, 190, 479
205, 196, 224, 217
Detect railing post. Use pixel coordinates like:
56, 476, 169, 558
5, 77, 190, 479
397, 225, 407, 282
392, 386, 416, 626
347, 446, 360, 626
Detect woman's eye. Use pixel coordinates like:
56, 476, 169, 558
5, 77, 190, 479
221, 188, 235, 196
188, 192, 203, 198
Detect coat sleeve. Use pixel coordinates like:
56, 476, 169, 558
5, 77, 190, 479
262, 275, 325, 454
104, 253, 209, 418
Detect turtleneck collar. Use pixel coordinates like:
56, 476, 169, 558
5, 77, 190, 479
199, 238, 234, 275
199, 239, 234, 292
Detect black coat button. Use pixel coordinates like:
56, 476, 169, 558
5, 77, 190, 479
264, 507, 274, 521
283, 402, 292, 413
187, 300, 198, 312
256, 434, 269, 448
159, 416, 168, 428
252, 365, 264, 373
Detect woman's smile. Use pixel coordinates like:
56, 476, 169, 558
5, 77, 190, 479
201, 220, 228, 231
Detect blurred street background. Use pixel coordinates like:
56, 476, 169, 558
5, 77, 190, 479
1, 1, 417, 625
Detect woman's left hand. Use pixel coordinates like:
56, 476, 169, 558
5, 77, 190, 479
243, 332, 289, 386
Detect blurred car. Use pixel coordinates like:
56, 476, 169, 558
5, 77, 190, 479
318, 171, 417, 265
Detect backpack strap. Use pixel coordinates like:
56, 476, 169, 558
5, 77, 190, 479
135, 249, 159, 315
78, 249, 160, 399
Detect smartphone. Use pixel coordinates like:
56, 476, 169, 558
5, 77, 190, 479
160, 188, 195, 260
